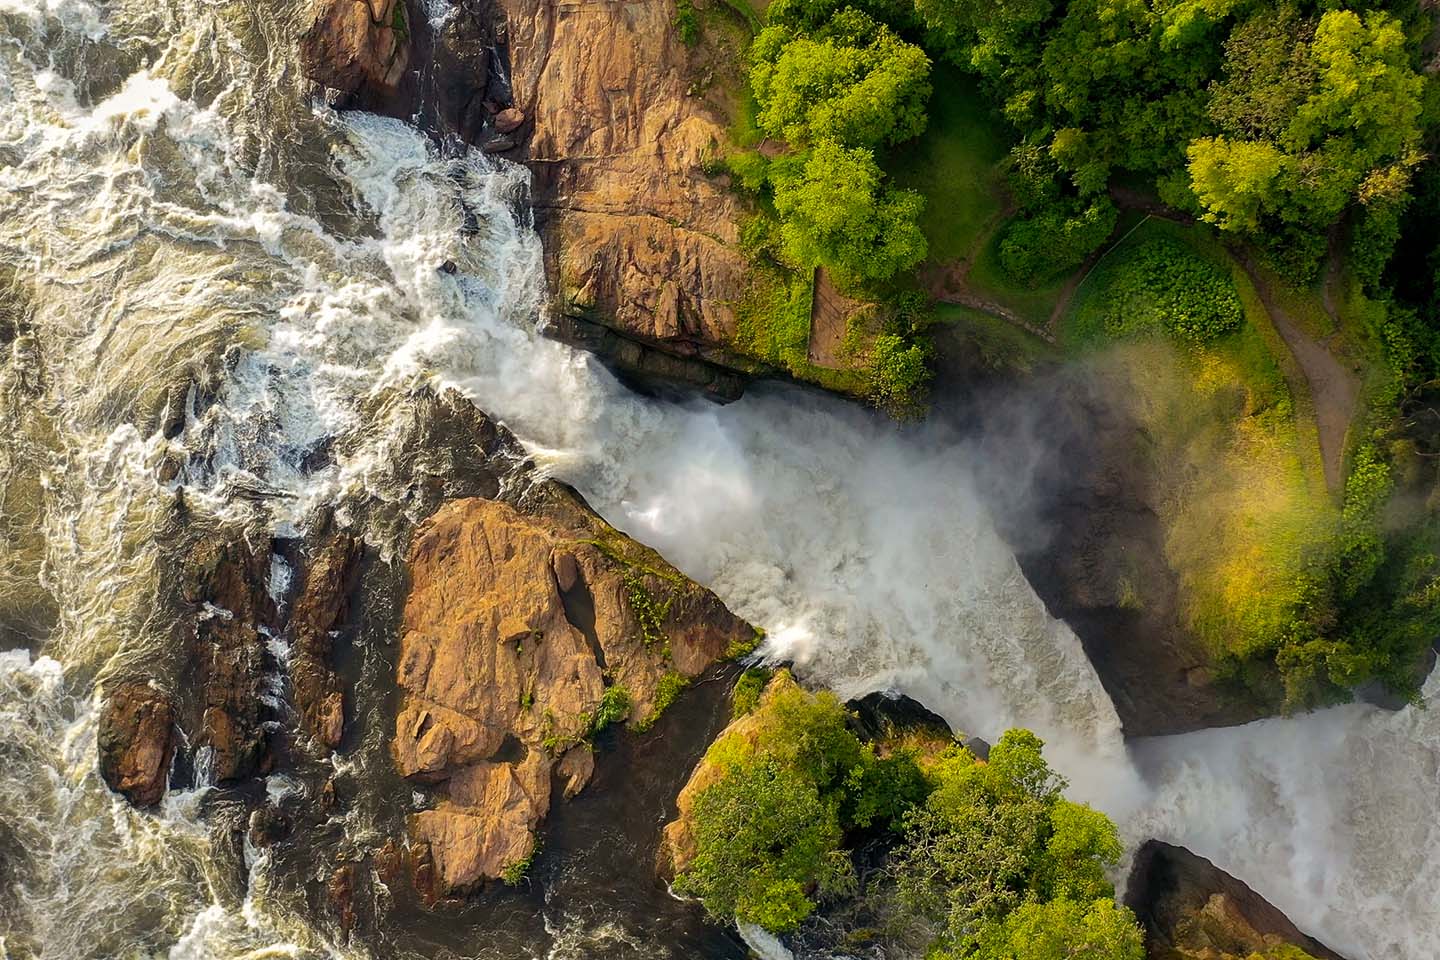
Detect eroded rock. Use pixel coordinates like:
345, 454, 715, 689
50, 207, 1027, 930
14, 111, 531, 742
181, 536, 278, 783
394, 495, 753, 893
289, 528, 360, 751
298, 0, 411, 106
97, 679, 177, 807
496, 0, 761, 396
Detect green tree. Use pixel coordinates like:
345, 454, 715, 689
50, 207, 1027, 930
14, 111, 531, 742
751, 10, 932, 149
1186, 8, 1425, 271
969, 898, 1145, 960
673, 675, 923, 931
889, 730, 1129, 954
772, 140, 927, 281
674, 756, 852, 931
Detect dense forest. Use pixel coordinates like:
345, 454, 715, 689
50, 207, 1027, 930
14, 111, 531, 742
698, 0, 1440, 721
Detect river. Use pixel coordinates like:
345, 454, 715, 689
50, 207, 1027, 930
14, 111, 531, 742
0, 0, 1436, 958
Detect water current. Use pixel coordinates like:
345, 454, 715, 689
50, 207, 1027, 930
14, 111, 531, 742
0, 1, 1436, 958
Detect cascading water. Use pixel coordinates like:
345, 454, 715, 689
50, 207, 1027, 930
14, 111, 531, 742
0, 0, 1437, 958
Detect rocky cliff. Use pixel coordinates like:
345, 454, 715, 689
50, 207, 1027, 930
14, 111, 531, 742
397, 495, 756, 894
499, 0, 758, 399
1125, 840, 1346, 960
298, 0, 761, 399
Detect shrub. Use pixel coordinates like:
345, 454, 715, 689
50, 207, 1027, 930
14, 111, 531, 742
633, 671, 690, 733
999, 198, 1117, 285
732, 668, 772, 718
1091, 238, 1244, 345
590, 684, 632, 734
869, 332, 932, 418
724, 151, 771, 193
674, 0, 700, 45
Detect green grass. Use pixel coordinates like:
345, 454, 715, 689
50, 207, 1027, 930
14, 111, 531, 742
887, 66, 1012, 266
931, 303, 1056, 373
1058, 217, 1338, 665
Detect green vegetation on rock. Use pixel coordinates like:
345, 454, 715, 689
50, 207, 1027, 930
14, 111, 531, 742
673, 675, 1141, 957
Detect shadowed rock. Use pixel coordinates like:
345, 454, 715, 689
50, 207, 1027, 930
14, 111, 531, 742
1125, 840, 1346, 960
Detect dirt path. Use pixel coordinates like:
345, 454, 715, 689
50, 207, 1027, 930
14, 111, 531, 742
1239, 259, 1359, 493
920, 201, 1060, 343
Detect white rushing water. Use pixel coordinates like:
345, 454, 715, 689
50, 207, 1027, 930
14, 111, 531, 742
0, 0, 1438, 957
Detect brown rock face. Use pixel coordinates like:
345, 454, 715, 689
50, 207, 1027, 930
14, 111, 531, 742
395, 496, 753, 893
97, 680, 177, 807
298, 0, 411, 104
498, 0, 759, 398
1125, 841, 1345, 960
289, 530, 361, 751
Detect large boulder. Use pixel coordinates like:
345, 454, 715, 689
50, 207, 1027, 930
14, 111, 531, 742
97, 680, 177, 807
1125, 840, 1346, 960
395, 495, 755, 894
298, 0, 412, 109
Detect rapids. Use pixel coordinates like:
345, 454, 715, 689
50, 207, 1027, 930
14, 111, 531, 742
0, 0, 1435, 957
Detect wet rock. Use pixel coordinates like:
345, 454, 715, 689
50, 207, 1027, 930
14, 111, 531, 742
1125, 840, 1346, 960
97, 679, 177, 808
319, 776, 341, 812
289, 528, 361, 751
410, 753, 550, 892
181, 536, 278, 783
428, 0, 506, 141
247, 806, 291, 848
327, 863, 359, 937
393, 494, 753, 893
480, 135, 515, 154
846, 691, 954, 746
492, 106, 524, 134
554, 745, 594, 800
298, 0, 411, 106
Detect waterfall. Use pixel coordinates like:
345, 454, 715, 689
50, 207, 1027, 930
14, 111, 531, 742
0, 0, 1436, 957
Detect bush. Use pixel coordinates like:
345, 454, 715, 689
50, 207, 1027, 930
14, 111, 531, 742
999, 198, 1117, 285
590, 684, 632, 734
633, 671, 690, 733
732, 668, 772, 718
724, 151, 771, 193
674, 0, 700, 45
869, 332, 932, 418
1090, 238, 1244, 345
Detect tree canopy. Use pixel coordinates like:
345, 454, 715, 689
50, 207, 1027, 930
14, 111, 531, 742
772, 140, 928, 281
752, 9, 932, 149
